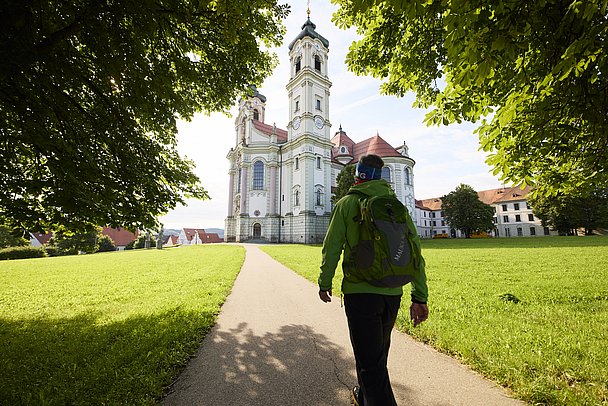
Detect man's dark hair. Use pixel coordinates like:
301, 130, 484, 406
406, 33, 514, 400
359, 154, 384, 169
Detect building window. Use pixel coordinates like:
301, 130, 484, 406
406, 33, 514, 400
424, 220, 427, 226
503, 215, 509, 223
316, 189, 322, 206
253, 109, 259, 120
526, 202, 531, 209
316, 156, 321, 169
314, 55, 321, 71
316, 99, 321, 110
514, 203, 520, 210
502, 204, 508, 211
237, 168, 242, 193
381, 167, 391, 182
253, 161, 264, 190
530, 227, 536, 236
515, 214, 521, 222
528, 214, 534, 221
295, 157, 299, 170
431, 212, 436, 218
295, 100, 299, 112
441, 220, 446, 226
423, 212, 426, 217
432, 221, 436, 226
404, 168, 411, 185
517, 227, 523, 236
295, 57, 301, 73
294, 190, 300, 206
440, 211, 444, 217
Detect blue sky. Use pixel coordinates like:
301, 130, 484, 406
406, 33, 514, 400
159, 0, 501, 230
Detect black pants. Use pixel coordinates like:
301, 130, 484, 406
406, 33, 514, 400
344, 293, 401, 406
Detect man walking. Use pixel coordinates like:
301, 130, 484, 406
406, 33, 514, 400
318, 154, 428, 406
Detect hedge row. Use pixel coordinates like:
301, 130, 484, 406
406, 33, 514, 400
0, 246, 46, 260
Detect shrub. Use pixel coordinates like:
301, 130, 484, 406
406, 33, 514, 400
0, 246, 46, 260
433, 233, 449, 239
0, 225, 29, 248
97, 235, 116, 252
471, 232, 491, 238
44, 246, 64, 257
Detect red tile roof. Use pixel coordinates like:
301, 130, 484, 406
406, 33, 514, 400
31, 232, 53, 245
418, 185, 531, 210
102, 227, 138, 247
331, 131, 403, 164
252, 120, 288, 143
183, 228, 222, 243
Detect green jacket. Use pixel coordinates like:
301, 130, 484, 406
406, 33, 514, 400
319, 179, 428, 302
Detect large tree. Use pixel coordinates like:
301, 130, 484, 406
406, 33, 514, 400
529, 188, 608, 235
332, 164, 356, 204
441, 184, 494, 238
332, 0, 608, 196
0, 0, 289, 232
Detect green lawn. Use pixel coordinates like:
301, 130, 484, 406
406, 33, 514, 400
0, 245, 245, 405
261, 237, 608, 405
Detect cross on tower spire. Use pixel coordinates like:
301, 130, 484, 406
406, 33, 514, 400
307, 0, 310, 17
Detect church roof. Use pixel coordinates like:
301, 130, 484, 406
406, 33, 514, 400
330, 126, 356, 157
252, 120, 288, 143
288, 18, 329, 50
356, 135, 404, 159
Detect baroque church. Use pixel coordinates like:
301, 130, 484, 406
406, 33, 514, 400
224, 17, 417, 243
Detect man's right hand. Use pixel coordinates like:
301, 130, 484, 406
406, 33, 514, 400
318, 289, 332, 303
410, 302, 429, 326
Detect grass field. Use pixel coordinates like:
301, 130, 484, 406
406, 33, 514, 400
0, 245, 245, 405
261, 237, 608, 405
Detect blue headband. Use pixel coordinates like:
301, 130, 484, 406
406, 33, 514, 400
355, 162, 382, 180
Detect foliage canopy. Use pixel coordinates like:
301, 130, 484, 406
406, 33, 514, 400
332, 164, 356, 203
529, 188, 608, 234
332, 0, 608, 196
441, 184, 495, 238
1, 0, 289, 232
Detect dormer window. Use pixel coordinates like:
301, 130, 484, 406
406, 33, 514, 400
314, 55, 321, 72
295, 57, 301, 74
340, 146, 347, 154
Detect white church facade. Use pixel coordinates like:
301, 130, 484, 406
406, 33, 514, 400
224, 17, 417, 243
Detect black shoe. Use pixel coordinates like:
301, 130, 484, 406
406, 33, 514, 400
351, 386, 364, 406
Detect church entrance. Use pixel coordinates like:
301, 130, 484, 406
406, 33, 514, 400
253, 223, 262, 238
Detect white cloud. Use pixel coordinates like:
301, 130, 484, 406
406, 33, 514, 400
160, 0, 502, 230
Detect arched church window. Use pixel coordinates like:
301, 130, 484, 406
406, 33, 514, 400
253, 161, 264, 190
295, 190, 300, 206
253, 109, 259, 120
295, 57, 301, 74
295, 157, 299, 170
314, 55, 321, 72
316, 188, 322, 206
405, 168, 411, 185
381, 167, 392, 183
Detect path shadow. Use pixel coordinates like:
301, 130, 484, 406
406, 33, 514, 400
163, 322, 356, 405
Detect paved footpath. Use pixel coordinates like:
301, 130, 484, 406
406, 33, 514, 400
163, 244, 524, 406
